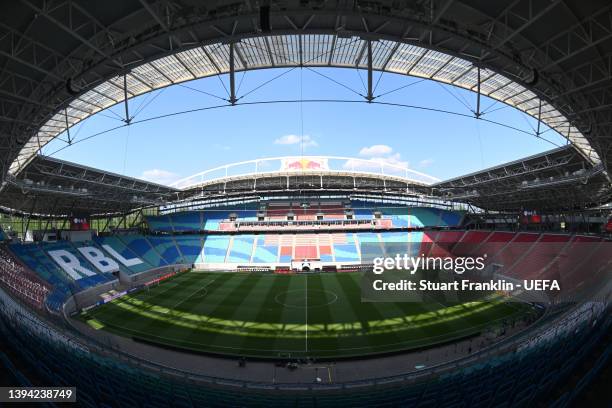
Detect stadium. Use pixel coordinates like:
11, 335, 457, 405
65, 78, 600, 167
0, 1, 610, 407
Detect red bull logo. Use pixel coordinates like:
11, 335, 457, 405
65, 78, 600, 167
281, 158, 328, 171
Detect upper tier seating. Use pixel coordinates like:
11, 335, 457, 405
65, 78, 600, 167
146, 203, 463, 232
146, 205, 259, 232
145, 214, 174, 232
378, 205, 464, 228
171, 212, 202, 231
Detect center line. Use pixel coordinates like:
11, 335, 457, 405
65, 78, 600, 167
305, 273, 308, 352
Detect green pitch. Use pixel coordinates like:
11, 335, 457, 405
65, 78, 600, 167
80, 271, 532, 359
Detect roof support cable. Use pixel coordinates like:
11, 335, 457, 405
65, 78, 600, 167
480, 98, 502, 116
176, 84, 227, 103
236, 69, 247, 95
481, 104, 509, 116
374, 78, 427, 99
44, 98, 566, 158
238, 66, 300, 100
305, 68, 365, 98
434, 81, 473, 114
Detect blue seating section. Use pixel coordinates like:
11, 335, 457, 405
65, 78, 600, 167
353, 208, 372, 220
376, 206, 463, 228
233, 210, 258, 221
202, 236, 230, 263
0, 229, 7, 240
8, 241, 121, 310
173, 236, 204, 264
333, 234, 359, 262
93, 236, 151, 275
145, 214, 174, 232
5, 228, 454, 311
118, 235, 168, 268
202, 211, 229, 230
44, 241, 114, 285
355, 232, 380, 243
146, 236, 182, 264
227, 236, 255, 262
171, 212, 202, 231
440, 209, 464, 226
252, 238, 278, 263
147, 204, 462, 232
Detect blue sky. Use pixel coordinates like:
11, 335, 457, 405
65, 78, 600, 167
42, 67, 567, 185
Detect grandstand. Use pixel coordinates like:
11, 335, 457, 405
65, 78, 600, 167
0, 1, 610, 407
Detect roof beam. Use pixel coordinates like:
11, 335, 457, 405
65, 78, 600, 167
20, 0, 121, 67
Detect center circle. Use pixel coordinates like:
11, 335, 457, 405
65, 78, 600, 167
274, 289, 338, 308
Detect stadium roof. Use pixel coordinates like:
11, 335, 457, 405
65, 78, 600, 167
0, 1, 611, 214
0, 155, 178, 216
171, 156, 440, 189
433, 146, 611, 211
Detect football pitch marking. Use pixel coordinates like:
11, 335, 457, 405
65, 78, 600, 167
274, 289, 339, 308
83, 272, 535, 358
88, 309, 527, 356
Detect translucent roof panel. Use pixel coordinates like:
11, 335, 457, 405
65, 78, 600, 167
9, 34, 600, 175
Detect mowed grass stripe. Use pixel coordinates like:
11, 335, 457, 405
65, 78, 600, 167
204, 274, 281, 354
197, 273, 270, 352
81, 271, 535, 359
346, 272, 440, 348
332, 272, 406, 354
302, 273, 340, 354
273, 274, 310, 354
231, 275, 293, 354
88, 272, 206, 327
153, 273, 226, 341
320, 273, 381, 355
154, 273, 251, 348
93, 273, 228, 341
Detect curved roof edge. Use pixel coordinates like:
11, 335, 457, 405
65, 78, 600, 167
8, 33, 601, 176
171, 156, 440, 190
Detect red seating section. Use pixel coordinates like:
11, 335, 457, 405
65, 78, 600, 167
0, 246, 50, 309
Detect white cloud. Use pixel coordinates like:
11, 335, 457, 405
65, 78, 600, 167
359, 144, 393, 157
343, 154, 409, 172
347, 144, 409, 173
274, 134, 318, 148
419, 158, 434, 167
139, 169, 180, 186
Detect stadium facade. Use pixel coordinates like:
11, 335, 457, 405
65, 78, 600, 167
0, 1, 610, 407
